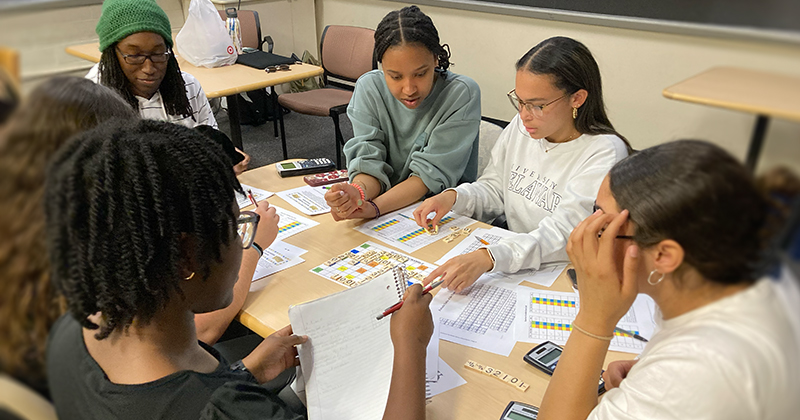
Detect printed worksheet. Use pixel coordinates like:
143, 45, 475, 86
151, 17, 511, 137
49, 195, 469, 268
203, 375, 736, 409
251, 240, 307, 281
277, 184, 332, 215
436, 227, 566, 287
355, 204, 476, 253
236, 184, 274, 210
430, 277, 518, 356
426, 358, 467, 400
273, 205, 319, 241
515, 287, 658, 354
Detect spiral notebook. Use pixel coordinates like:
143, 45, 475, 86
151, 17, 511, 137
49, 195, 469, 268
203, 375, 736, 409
288, 268, 408, 420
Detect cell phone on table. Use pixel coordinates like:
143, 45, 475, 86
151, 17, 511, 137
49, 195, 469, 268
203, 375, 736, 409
524, 341, 606, 395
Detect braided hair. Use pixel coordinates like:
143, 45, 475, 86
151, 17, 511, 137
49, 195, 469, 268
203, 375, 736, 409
45, 119, 242, 340
374, 5, 451, 76
99, 44, 194, 119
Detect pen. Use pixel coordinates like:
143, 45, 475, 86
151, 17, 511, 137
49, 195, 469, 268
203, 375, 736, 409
247, 189, 258, 208
376, 278, 444, 320
474, 236, 490, 246
614, 327, 648, 343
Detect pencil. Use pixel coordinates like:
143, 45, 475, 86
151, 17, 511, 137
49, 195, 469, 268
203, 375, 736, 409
614, 327, 649, 342
247, 189, 258, 208
376, 278, 444, 320
475, 236, 490, 246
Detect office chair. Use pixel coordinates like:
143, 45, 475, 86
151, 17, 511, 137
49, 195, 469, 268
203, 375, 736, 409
276, 25, 376, 168
0, 374, 58, 420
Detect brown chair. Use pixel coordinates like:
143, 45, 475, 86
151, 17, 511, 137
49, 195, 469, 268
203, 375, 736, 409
277, 25, 376, 168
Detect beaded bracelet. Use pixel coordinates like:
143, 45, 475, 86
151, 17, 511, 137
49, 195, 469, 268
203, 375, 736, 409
350, 182, 365, 206
366, 200, 381, 219
571, 322, 613, 341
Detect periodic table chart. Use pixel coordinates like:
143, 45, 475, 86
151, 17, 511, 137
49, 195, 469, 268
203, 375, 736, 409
309, 241, 438, 288
516, 287, 657, 354
355, 204, 476, 253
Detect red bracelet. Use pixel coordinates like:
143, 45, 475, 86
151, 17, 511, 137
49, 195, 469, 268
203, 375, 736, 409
350, 182, 365, 206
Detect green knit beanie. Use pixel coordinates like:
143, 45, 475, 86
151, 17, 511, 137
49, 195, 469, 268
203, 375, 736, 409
96, 0, 173, 52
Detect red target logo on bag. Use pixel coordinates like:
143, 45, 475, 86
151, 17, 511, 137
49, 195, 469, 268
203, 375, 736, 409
227, 46, 234, 55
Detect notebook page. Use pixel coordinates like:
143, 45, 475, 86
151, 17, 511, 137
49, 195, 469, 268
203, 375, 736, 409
289, 271, 401, 420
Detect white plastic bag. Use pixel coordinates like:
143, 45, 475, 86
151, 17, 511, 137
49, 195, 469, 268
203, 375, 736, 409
176, 0, 237, 68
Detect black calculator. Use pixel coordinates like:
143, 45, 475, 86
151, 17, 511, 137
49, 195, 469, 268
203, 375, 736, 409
275, 158, 336, 177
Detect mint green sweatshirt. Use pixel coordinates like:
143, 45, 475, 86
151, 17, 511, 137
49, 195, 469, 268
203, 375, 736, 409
344, 70, 481, 194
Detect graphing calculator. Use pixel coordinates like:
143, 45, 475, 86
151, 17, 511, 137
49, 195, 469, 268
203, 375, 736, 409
275, 158, 336, 177
500, 401, 538, 420
524, 341, 606, 395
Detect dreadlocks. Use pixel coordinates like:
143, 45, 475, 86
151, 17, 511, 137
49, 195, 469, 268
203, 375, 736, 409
45, 119, 242, 340
374, 5, 451, 77
99, 46, 194, 119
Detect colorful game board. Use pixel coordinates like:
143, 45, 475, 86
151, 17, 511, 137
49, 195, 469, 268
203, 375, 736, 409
355, 204, 475, 253
309, 241, 438, 288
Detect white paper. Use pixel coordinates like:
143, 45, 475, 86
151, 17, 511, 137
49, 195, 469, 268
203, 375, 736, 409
289, 271, 402, 420
355, 204, 476, 253
430, 277, 517, 356
251, 240, 307, 281
426, 318, 440, 381
515, 287, 657, 354
236, 184, 274, 210
277, 185, 332, 215
435, 227, 566, 287
426, 358, 467, 399
273, 205, 319, 240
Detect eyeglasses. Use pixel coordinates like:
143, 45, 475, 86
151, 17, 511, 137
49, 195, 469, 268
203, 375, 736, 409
265, 64, 290, 73
116, 49, 172, 65
592, 202, 635, 240
507, 89, 566, 118
237, 211, 260, 249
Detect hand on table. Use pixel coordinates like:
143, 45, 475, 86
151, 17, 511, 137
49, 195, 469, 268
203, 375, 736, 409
233, 148, 251, 175
566, 209, 640, 336
390, 284, 434, 349
602, 359, 638, 390
325, 183, 364, 221
422, 249, 493, 293
242, 325, 308, 384
253, 200, 280, 248
413, 190, 457, 229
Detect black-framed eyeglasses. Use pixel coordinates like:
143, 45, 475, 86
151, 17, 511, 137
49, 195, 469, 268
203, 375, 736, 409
592, 201, 635, 240
507, 89, 566, 118
116, 48, 172, 65
265, 64, 290, 73
237, 211, 260, 249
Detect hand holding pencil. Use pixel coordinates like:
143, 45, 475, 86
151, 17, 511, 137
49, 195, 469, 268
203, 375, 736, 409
386, 283, 434, 348
377, 278, 443, 320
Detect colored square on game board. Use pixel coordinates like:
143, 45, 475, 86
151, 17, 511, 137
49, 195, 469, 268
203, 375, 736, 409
356, 268, 367, 274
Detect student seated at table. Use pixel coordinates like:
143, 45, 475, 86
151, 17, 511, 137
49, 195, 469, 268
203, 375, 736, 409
44, 119, 432, 420
85, 0, 249, 173
537, 140, 800, 420
0, 76, 137, 399
414, 37, 630, 292
324, 5, 481, 221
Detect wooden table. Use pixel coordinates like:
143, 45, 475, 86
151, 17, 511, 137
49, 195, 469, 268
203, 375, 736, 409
663, 66, 800, 171
65, 42, 323, 153
237, 164, 636, 419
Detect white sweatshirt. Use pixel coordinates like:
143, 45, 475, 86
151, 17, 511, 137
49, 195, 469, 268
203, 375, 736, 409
452, 114, 628, 273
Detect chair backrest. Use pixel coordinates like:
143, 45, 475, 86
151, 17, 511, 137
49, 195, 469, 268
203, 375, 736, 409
477, 119, 504, 176
319, 25, 376, 89
0, 374, 58, 420
217, 9, 262, 50
0, 47, 19, 85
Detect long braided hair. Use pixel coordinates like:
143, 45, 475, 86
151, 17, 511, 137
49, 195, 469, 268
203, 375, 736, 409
374, 5, 451, 77
98, 43, 194, 119
45, 119, 242, 340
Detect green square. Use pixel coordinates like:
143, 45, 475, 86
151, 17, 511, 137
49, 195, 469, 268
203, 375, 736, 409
312, 267, 323, 273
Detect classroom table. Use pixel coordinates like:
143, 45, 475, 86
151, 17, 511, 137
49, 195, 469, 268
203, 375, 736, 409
663, 66, 800, 172
237, 163, 636, 419
65, 42, 323, 153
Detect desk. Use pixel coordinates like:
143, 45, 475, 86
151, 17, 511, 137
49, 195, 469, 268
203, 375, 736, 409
237, 164, 636, 419
663, 66, 800, 172
65, 42, 323, 153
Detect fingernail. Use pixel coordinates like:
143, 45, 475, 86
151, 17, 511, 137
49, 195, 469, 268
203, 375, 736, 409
628, 246, 638, 258
594, 209, 602, 215
339, 191, 345, 196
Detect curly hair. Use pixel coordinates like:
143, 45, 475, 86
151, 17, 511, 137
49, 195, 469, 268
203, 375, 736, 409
99, 44, 194, 119
45, 119, 243, 340
0, 76, 136, 395
374, 5, 451, 77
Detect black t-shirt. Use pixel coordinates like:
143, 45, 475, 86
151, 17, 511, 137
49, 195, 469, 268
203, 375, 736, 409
46, 315, 304, 420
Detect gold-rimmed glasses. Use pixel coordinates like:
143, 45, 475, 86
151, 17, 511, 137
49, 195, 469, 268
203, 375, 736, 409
507, 89, 566, 118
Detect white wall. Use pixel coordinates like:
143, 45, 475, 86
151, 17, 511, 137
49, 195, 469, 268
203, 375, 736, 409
315, 0, 800, 173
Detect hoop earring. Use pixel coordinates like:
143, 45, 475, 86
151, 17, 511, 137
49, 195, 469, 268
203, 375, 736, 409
572, 107, 578, 119
647, 269, 664, 286
185, 272, 195, 280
